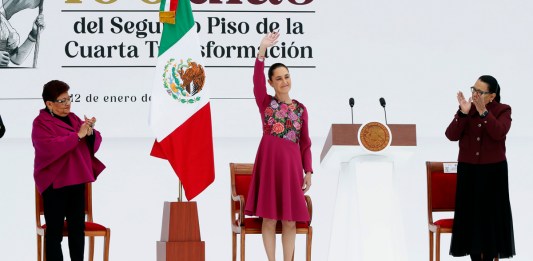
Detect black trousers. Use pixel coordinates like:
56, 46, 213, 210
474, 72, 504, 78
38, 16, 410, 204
42, 183, 86, 261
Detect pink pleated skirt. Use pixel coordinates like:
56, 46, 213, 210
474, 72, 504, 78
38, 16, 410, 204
244, 135, 310, 222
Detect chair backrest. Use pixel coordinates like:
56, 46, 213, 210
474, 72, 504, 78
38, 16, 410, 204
35, 183, 94, 227
229, 163, 254, 215
426, 161, 458, 222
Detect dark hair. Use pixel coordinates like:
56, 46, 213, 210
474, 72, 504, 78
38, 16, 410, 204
478, 75, 501, 102
268, 63, 289, 80
42, 80, 70, 104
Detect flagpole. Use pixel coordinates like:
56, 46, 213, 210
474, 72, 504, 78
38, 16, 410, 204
155, 2, 207, 258
178, 180, 183, 202
33, 0, 44, 68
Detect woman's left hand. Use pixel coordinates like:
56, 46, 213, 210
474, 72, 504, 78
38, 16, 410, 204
84, 115, 96, 136
302, 172, 312, 193
260, 31, 280, 49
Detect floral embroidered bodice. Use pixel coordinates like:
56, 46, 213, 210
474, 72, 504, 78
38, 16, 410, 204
253, 58, 313, 173
263, 98, 304, 143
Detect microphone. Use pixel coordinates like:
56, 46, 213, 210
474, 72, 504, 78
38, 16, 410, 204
349, 97, 355, 124
379, 97, 388, 124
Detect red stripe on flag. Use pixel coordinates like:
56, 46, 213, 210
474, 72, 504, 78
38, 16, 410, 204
169, 0, 179, 11
151, 103, 215, 200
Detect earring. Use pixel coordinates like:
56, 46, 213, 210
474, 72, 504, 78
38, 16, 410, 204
49, 108, 54, 117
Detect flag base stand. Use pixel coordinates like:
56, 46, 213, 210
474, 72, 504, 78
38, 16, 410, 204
157, 202, 205, 261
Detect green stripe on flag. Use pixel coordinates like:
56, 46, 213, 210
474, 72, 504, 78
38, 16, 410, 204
158, 0, 196, 56
159, 0, 166, 11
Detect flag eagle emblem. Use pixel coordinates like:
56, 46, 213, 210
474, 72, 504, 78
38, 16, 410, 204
162, 58, 206, 104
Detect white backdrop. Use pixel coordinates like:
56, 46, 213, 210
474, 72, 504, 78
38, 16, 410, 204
1, 0, 529, 140
1, 0, 532, 260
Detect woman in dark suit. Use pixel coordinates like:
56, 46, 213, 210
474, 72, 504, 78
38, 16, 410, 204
446, 75, 515, 261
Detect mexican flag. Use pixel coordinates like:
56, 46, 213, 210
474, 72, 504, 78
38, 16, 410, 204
149, 0, 214, 201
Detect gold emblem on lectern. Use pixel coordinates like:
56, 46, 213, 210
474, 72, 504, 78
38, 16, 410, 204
359, 122, 391, 152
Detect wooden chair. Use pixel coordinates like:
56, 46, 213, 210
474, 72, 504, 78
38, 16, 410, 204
426, 161, 456, 261
426, 161, 499, 261
35, 183, 111, 261
230, 163, 313, 261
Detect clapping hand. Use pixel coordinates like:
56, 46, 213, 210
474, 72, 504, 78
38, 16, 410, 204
457, 91, 471, 114
78, 122, 91, 139
84, 115, 96, 136
471, 94, 487, 114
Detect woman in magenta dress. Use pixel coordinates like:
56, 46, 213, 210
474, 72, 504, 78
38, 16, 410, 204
244, 32, 313, 261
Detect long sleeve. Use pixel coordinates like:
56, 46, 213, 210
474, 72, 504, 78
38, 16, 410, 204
445, 108, 468, 141
70, 114, 102, 154
299, 105, 313, 173
253, 58, 269, 110
85, 129, 102, 154
447, 102, 511, 164
483, 105, 511, 141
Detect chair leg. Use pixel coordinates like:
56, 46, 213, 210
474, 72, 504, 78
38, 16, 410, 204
89, 236, 95, 261
435, 231, 440, 261
232, 232, 237, 261
104, 228, 111, 261
306, 227, 313, 261
37, 235, 42, 261
429, 231, 433, 261
240, 231, 246, 261
43, 236, 47, 261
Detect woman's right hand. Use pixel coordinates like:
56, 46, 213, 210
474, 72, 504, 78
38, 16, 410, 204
457, 91, 471, 114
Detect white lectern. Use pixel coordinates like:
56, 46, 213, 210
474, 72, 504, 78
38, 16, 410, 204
321, 124, 416, 261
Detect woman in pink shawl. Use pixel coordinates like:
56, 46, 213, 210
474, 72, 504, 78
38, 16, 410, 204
32, 80, 105, 261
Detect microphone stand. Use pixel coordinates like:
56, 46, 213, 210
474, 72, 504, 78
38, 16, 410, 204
383, 107, 388, 125
351, 107, 354, 124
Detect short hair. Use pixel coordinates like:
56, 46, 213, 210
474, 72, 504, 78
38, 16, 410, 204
42, 80, 70, 103
268, 63, 289, 80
